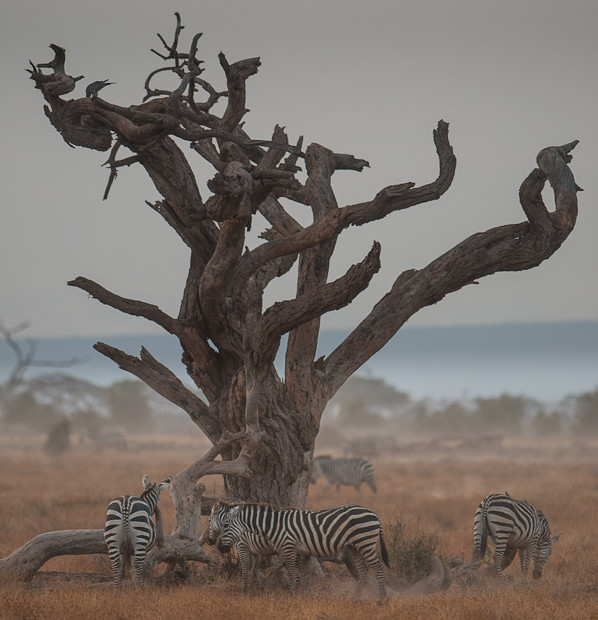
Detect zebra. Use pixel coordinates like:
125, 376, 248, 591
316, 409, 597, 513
472, 493, 561, 580
207, 501, 287, 591
211, 501, 389, 600
104, 474, 170, 586
310, 455, 377, 493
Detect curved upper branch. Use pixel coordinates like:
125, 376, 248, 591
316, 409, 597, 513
341, 120, 456, 226
321, 140, 580, 398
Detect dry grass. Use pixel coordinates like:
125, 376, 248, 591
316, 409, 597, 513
1, 432, 598, 619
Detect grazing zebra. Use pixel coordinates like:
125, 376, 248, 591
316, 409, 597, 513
472, 493, 561, 579
207, 502, 286, 591
311, 455, 377, 493
211, 501, 389, 600
104, 474, 170, 586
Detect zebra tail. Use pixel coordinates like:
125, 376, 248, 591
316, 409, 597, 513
473, 502, 489, 562
479, 528, 488, 559
123, 538, 133, 570
379, 528, 390, 568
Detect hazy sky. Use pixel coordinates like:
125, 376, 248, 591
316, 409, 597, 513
2, 0, 597, 338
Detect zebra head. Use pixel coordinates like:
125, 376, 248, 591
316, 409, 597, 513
532, 510, 560, 579
139, 475, 171, 513
141, 474, 171, 491
207, 501, 233, 546
218, 505, 244, 554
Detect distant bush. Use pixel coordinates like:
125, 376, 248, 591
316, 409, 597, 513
531, 410, 564, 436
44, 418, 71, 454
106, 380, 154, 431
2, 391, 62, 431
573, 388, 598, 434
385, 516, 440, 585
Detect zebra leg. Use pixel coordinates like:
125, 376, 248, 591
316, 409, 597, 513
520, 544, 534, 577
493, 541, 507, 579
236, 539, 252, 593
281, 545, 299, 591
323, 479, 332, 493
108, 547, 123, 587
362, 549, 387, 601
133, 547, 147, 584
532, 551, 546, 580
344, 549, 368, 596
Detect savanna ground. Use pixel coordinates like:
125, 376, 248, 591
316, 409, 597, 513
1, 430, 597, 619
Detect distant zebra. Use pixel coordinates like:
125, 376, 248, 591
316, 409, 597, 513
104, 474, 170, 586
80, 427, 128, 451
311, 455, 377, 493
210, 501, 389, 600
472, 493, 561, 579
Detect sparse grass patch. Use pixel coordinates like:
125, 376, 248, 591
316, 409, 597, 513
385, 516, 440, 585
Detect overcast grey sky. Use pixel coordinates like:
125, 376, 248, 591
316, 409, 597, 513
2, 0, 597, 338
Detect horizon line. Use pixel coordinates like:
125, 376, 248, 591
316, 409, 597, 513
9, 318, 598, 341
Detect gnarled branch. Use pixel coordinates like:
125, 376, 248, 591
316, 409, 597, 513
93, 342, 216, 438
323, 140, 580, 397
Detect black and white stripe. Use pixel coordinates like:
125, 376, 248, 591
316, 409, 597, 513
473, 493, 560, 579
209, 501, 389, 599
207, 505, 282, 591
311, 456, 377, 493
104, 474, 170, 586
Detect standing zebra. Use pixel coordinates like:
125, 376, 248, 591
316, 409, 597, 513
104, 474, 170, 586
472, 493, 561, 579
210, 501, 389, 600
311, 455, 377, 493
207, 501, 287, 591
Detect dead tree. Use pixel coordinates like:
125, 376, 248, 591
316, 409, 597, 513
0, 319, 82, 402
7, 14, 581, 583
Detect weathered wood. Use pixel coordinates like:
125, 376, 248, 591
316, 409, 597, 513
0, 530, 106, 582
0, 528, 210, 583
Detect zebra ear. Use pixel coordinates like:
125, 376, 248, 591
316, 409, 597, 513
552, 531, 562, 544
228, 505, 241, 518
142, 474, 151, 489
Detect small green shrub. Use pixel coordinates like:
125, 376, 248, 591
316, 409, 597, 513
385, 516, 440, 584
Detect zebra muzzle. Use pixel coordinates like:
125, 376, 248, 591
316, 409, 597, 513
217, 540, 232, 554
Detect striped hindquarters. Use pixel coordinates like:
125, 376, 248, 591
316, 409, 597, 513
104, 476, 170, 585
472, 493, 557, 579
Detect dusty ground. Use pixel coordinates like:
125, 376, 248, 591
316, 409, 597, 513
1, 431, 597, 618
